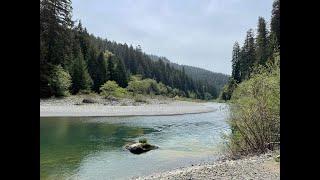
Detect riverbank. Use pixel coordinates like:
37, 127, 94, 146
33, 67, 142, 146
133, 152, 280, 180
40, 95, 217, 117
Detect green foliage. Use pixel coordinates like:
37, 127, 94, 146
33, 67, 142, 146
71, 52, 93, 94
227, 61, 280, 157
127, 76, 163, 96
219, 78, 237, 101
89, 52, 107, 92
256, 17, 269, 65
271, 0, 280, 48
158, 82, 168, 95
134, 94, 147, 103
231, 42, 241, 83
106, 55, 116, 81
139, 138, 148, 144
114, 57, 128, 88
100, 80, 127, 98
49, 65, 72, 97
204, 92, 213, 100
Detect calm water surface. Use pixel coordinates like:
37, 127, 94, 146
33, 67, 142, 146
40, 103, 230, 180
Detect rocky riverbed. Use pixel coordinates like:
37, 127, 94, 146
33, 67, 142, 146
40, 95, 216, 117
132, 152, 280, 180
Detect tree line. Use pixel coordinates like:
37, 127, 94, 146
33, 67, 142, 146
220, 0, 280, 100
40, 0, 220, 99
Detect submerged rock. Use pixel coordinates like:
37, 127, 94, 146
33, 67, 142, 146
124, 142, 158, 154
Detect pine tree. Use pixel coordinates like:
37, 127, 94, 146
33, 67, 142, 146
271, 0, 280, 48
114, 57, 128, 88
40, 0, 73, 97
71, 50, 93, 94
106, 55, 116, 81
256, 17, 269, 65
89, 52, 107, 92
240, 29, 256, 80
231, 42, 241, 83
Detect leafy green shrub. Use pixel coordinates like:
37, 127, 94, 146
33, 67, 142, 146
134, 94, 147, 103
158, 82, 168, 95
100, 81, 127, 98
49, 65, 72, 97
219, 78, 237, 101
139, 138, 148, 144
78, 89, 93, 95
127, 78, 148, 95
227, 60, 280, 157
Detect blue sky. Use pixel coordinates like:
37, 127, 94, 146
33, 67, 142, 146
72, 0, 274, 75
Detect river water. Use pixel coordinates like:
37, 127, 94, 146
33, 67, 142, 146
40, 103, 230, 180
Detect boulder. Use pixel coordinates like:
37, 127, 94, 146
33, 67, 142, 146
124, 142, 158, 154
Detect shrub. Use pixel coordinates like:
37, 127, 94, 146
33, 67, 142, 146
139, 138, 148, 144
100, 80, 127, 98
127, 78, 147, 95
226, 60, 280, 157
158, 82, 168, 95
78, 89, 93, 95
219, 78, 237, 101
49, 65, 72, 97
134, 94, 147, 103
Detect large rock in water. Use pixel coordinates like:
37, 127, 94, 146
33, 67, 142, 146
125, 142, 158, 154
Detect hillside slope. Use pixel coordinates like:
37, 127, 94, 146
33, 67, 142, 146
148, 55, 229, 93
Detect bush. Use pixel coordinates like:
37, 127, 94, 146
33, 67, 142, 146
49, 65, 72, 97
226, 60, 280, 157
134, 94, 147, 103
78, 89, 93, 95
219, 78, 237, 101
158, 82, 168, 95
139, 138, 148, 144
100, 81, 127, 98
127, 75, 161, 95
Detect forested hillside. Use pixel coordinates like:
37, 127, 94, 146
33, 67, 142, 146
40, 0, 222, 99
148, 55, 229, 95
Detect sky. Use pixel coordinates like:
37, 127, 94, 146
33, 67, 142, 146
72, 0, 274, 75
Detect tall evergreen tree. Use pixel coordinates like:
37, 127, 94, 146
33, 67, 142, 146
256, 17, 269, 65
40, 0, 73, 97
90, 52, 107, 92
71, 50, 93, 94
106, 55, 116, 81
271, 0, 280, 48
114, 57, 128, 88
231, 42, 241, 83
240, 29, 256, 80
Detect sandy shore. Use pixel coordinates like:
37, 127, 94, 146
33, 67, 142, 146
133, 152, 280, 180
40, 96, 217, 117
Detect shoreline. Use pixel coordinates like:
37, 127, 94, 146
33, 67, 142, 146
132, 152, 280, 180
40, 96, 218, 117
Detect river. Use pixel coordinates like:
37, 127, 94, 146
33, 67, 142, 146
40, 103, 230, 180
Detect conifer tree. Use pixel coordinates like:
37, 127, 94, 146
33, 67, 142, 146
271, 0, 280, 48
231, 42, 241, 83
240, 29, 256, 80
114, 58, 128, 88
106, 55, 116, 81
71, 50, 93, 94
256, 17, 269, 65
